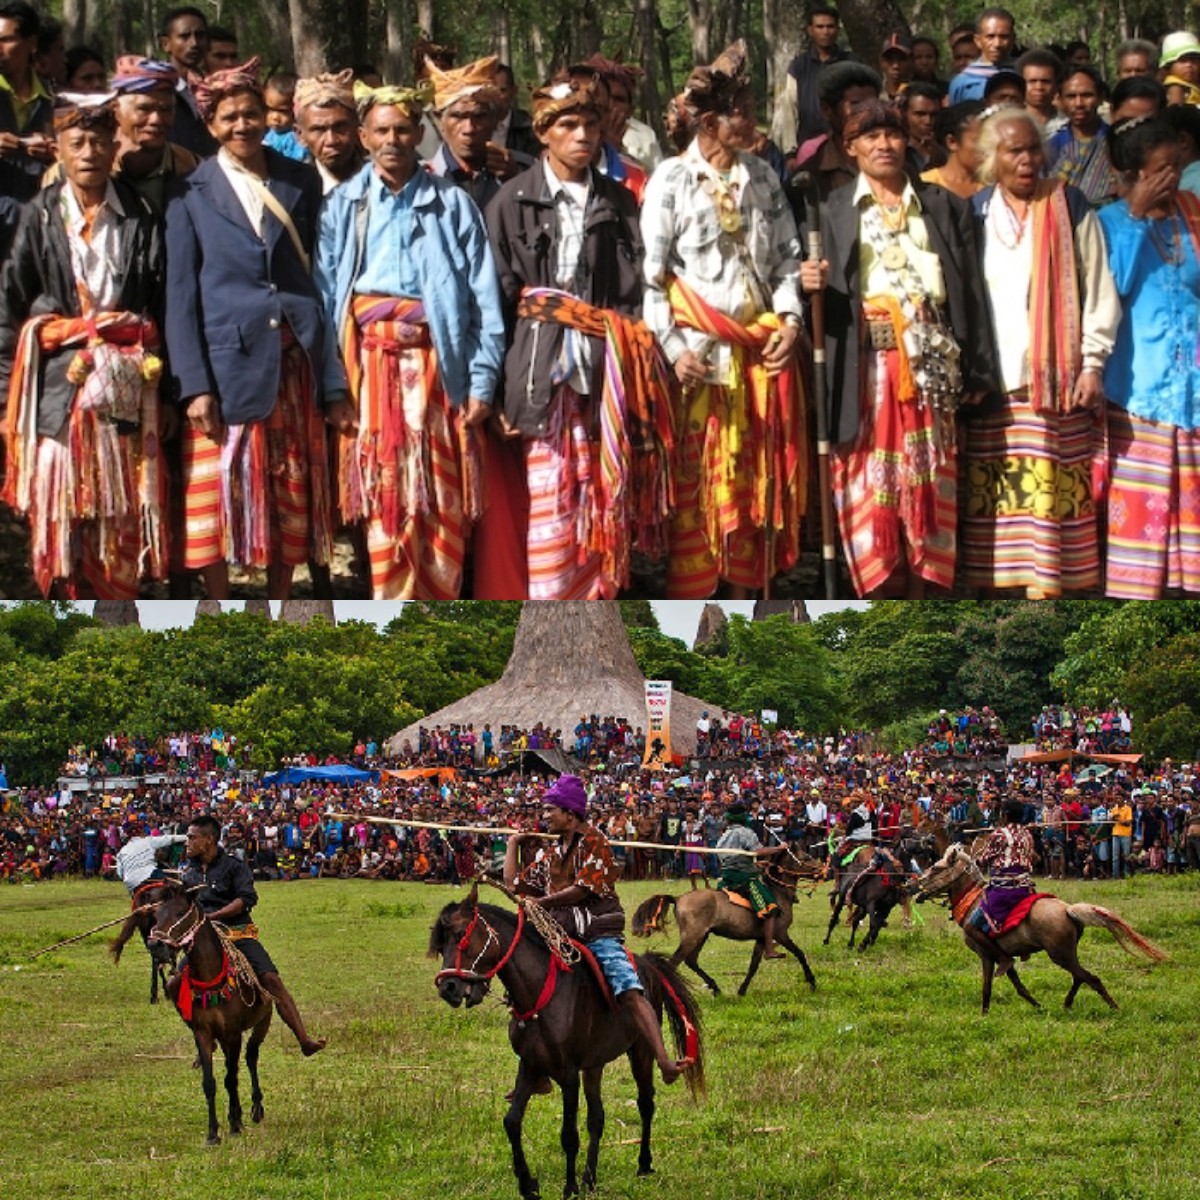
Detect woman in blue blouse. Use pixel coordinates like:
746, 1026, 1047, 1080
1099, 116, 1200, 598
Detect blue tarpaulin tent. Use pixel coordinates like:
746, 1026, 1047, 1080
262, 764, 380, 786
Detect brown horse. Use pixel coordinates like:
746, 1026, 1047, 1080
148, 881, 273, 1144
430, 886, 704, 1200
630, 858, 820, 996
909, 844, 1167, 1014
110, 878, 176, 1004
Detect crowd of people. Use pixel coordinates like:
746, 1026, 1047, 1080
925, 706, 1007, 756
1031, 702, 1135, 752
5, 698, 1200, 886
3, 3, 1200, 602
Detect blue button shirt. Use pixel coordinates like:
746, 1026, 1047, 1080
354, 171, 422, 298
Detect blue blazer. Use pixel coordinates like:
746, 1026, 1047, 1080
164, 149, 326, 425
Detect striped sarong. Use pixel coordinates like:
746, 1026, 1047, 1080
525, 386, 607, 599
664, 277, 807, 598
1105, 405, 1200, 597
181, 332, 332, 572
834, 344, 957, 595
515, 288, 674, 597
960, 393, 1102, 593
337, 294, 479, 600
3, 312, 167, 597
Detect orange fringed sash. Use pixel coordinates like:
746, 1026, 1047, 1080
1027, 180, 1082, 414
516, 287, 675, 587
665, 276, 807, 574
3, 312, 167, 596
337, 294, 482, 534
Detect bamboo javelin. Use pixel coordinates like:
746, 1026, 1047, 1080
30, 904, 156, 959
326, 812, 777, 857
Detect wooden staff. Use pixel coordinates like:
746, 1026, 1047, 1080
30, 904, 156, 959
326, 812, 773, 857
799, 172, 838, 598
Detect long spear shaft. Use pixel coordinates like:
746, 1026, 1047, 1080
30, 904, 155, 959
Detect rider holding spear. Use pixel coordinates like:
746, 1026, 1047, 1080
713, 801, 792, 958
503, 774, 692, 1086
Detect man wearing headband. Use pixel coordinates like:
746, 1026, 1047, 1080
0, 92, 168, 599
294, 69, 362, 193
314, 81, 504, 599
486, 76, 672, 599
427, 55, 525, 211
566, 61, 648, 203
714, 801, 792, 957
799, 100, 997, 599
164, 57, 338, 600
108, 56, 198, 214
642, 42, 808, 600
504, 774, 692, 1086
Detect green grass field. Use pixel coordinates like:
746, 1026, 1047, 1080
2, 875, 1197, 1200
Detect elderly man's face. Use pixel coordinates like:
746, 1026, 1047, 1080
440, 98, 498, 164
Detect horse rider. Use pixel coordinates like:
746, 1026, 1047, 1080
503, 773, 692, 1087
963, 799, 1037, 976
831, 792, 875, 864
178, 814, 326, 1055
713, 801, 792, 959
116, 829, 188, 896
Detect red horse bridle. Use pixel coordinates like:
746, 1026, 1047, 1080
435, 903, 569, 1023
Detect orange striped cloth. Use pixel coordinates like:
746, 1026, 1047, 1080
180, 333, 332, 572
663, 277, 807, 597
337, 294, 478, 599
3, 312, 167, 596
516, 287, 674, 591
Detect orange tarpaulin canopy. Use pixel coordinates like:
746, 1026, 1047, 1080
1015, 750, 1143, 766
383, 767, 459, 782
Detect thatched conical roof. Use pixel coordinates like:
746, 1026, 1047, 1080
280, 600, 336, 625
244, 600, 272, 617
387, 602, 725, 756
94, 601, 140, 626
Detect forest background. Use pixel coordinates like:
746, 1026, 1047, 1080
2, 599, 1199, 786
46, 0, 1198, 147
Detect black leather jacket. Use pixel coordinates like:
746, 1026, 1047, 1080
0, 178, 164, 437
486, 162, 643, 437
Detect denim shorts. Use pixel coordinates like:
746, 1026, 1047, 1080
588, 937, 642, 997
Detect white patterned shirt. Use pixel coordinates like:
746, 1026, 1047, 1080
641, 141, 801, 384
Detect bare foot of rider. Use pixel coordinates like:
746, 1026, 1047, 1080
658, 1055, 694, 1085
300, 1036, 327, 1056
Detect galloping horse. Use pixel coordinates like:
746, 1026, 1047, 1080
910, 844, 1167, 1013
824, 847, 908, 949
630, 856, 821, 996
148, 881, 273, 1144
430, 885, 705, 1200
110, 878, 176, 1004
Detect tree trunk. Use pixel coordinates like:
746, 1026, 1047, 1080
494, 5, 512, 66
839, 0, 910, 63
718, 0, 743, 51
765, 0, 805, 149
686, 0, 713, 65
255, 0, 296, 71
637, 0, 665, 143
61, 0, 86, 45
384, 0, 413, 84
416, 0, 435, 38
141, 0, 153, 57
531, 24, 548, 82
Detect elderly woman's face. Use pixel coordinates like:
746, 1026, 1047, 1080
994, 119, 1044, 195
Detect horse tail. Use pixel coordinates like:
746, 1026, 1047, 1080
631, 894, 677, 938
637, 952, 706, 1099
1066, 904, 1169, 963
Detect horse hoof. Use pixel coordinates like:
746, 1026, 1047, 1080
252, 1105, 264, 1123
637, 1166, 655, 1178
206, 1135, 221, 1147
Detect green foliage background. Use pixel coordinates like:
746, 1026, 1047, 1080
2, 600, 1200, 786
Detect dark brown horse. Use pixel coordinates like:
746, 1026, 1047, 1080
630, 858, 820, 996
110, 878, 176, 1003
909, 844, 1168, 1013
430, 886, 705, 1200
824, 847, 908, 949
148, 881, 273, 1144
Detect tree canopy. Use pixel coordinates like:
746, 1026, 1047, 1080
1, 600, 1198, 786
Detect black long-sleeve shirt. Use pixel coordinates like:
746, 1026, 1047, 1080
182, 848, 257, 923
